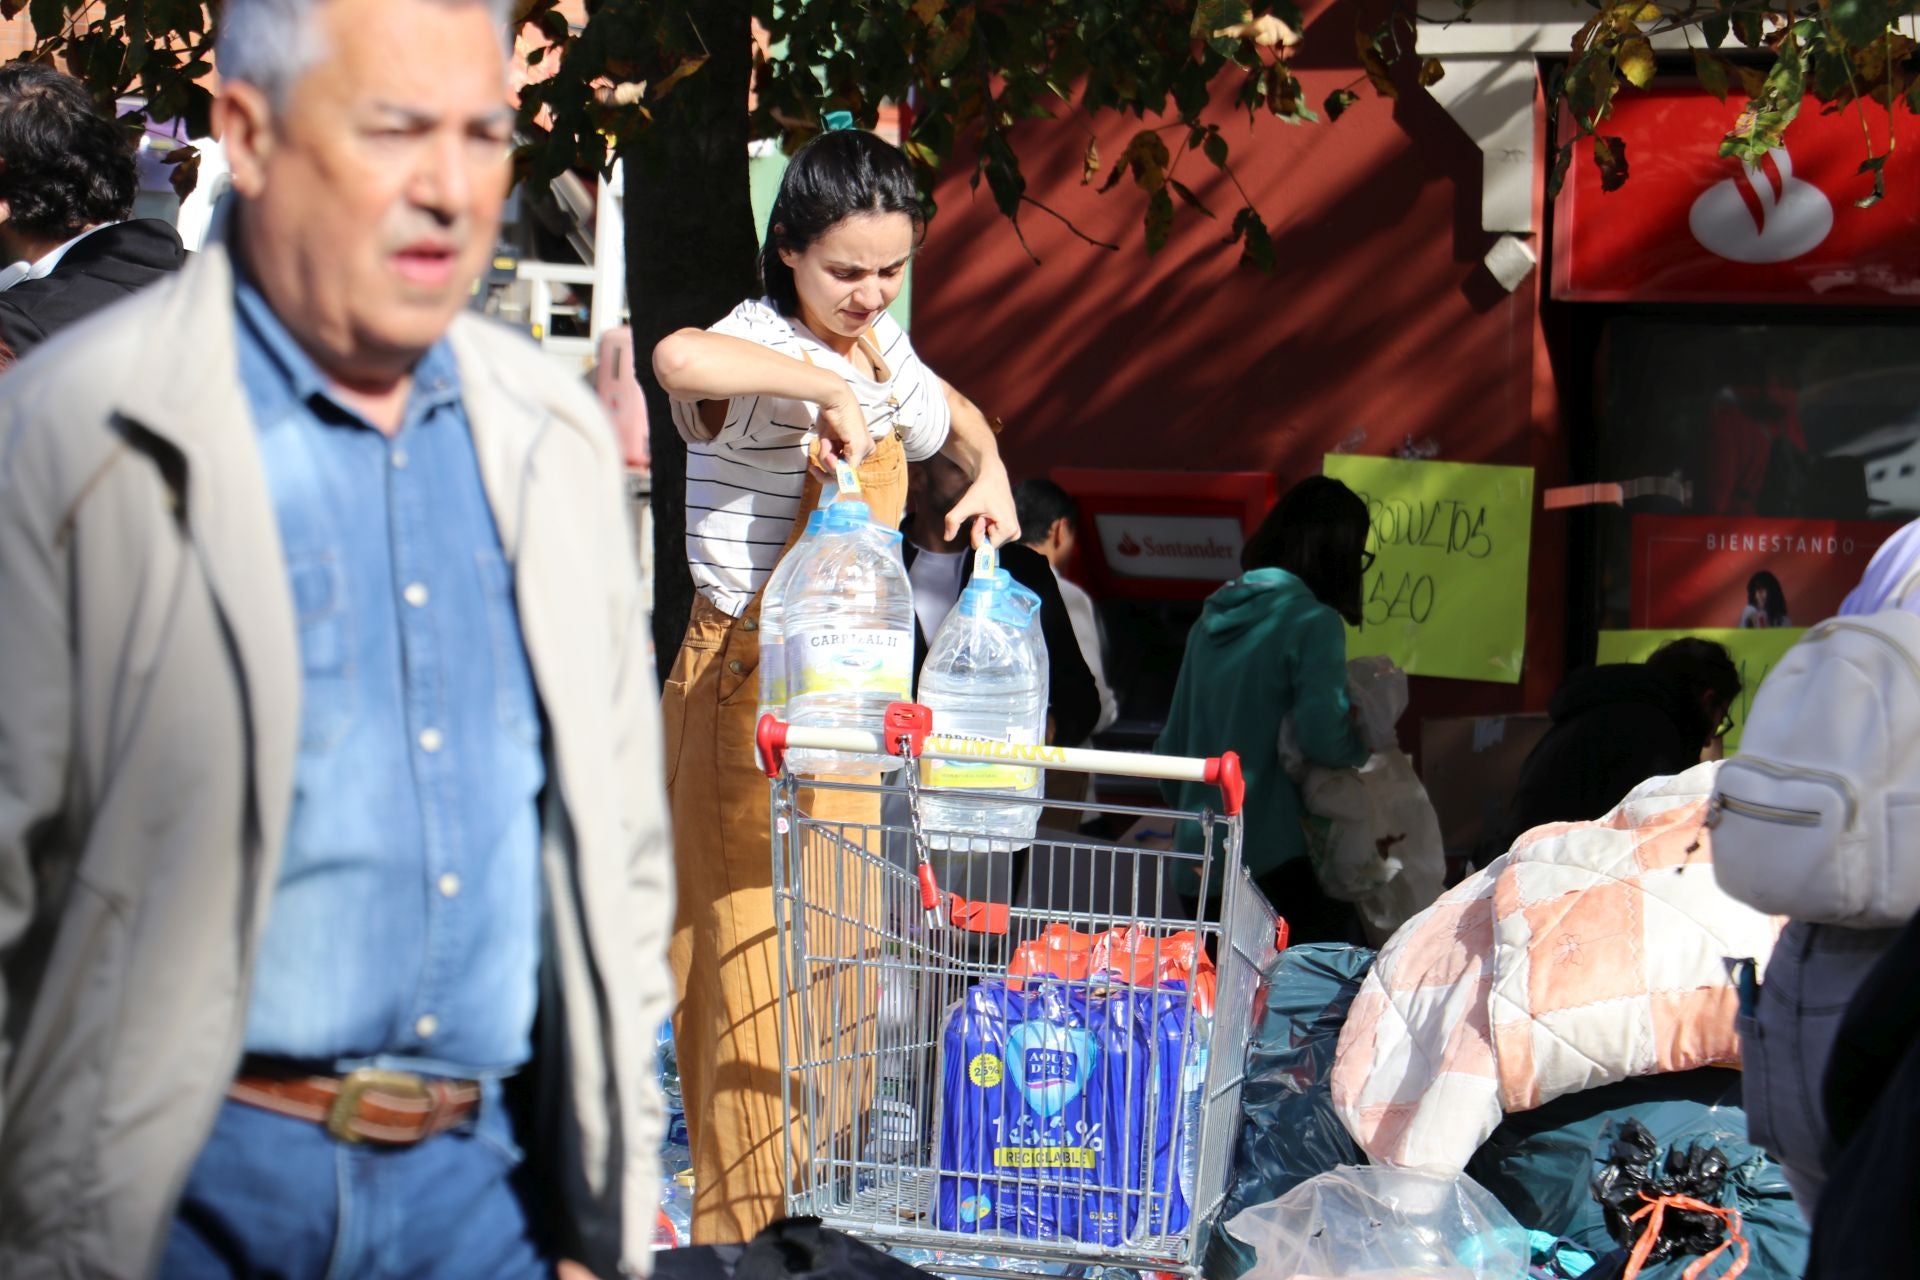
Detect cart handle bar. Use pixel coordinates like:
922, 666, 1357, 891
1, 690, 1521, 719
755, 704, 1244, 817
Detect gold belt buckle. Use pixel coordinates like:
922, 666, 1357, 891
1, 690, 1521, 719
326, 1067, 430, 1144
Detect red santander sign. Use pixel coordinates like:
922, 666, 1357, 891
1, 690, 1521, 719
1553, 86, 1920, 304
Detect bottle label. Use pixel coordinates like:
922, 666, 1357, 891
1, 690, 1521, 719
791, 627, 911, 698
922, 729, 1041, 792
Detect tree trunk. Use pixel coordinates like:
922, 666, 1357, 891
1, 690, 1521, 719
624, 0, 762, 683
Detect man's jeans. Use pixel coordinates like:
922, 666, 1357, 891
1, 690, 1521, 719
160, 1085, 552, 1280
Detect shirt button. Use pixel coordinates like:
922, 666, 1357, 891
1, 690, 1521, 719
727, 659, 746, 675
392, 449, 409, 470
438, 872, 461, 898
415, 1014, 439, 1039
404, 582, 429, 608
741, 618, 758, 633
418, 728, 444, 753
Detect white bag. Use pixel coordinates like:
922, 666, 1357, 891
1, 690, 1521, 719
1711, 610, 1920, 927
1352, 751, 1446, 947
1226, 1166, 1526, 1280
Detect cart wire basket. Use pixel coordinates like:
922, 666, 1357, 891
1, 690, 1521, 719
756, 703, 1275, 1278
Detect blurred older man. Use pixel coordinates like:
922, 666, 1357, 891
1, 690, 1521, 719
0, 0, 672, 1276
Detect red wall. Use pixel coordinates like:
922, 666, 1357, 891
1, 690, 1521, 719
912, 7, 1569, 720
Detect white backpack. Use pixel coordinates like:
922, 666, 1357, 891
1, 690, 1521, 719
1710, 608, 1920, 927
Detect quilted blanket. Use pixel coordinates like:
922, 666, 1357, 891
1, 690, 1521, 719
1329, 762, 1783, 1172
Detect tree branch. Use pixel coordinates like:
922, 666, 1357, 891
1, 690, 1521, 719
1018, 194, 1121, 251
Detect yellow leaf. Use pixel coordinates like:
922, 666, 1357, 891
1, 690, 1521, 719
1212, 14, 1301, 49
653, 54, 708, 98
1618, 37, 1656, 88
1081, 137, 1100, 185
911, 0, 947, 22
1419, 57, 1445, 87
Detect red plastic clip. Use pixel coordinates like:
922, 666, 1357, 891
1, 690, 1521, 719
884, 701, 934, 758
1202, 751, 1245, 817
756, 714, 790, 778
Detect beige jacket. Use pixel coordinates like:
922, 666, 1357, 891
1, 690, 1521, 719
0, 236, 673, 1277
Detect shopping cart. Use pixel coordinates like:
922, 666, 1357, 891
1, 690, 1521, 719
756, 703, 1275, 1278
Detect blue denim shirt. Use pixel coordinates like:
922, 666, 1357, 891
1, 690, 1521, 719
235, 281, 546, 1078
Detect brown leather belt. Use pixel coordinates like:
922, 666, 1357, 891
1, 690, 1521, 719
229, 1066, 482, 1145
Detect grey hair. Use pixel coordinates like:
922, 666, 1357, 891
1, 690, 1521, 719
217, 0, 515, 106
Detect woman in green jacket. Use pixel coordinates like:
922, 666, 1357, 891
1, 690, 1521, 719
1158, 476, 1373, 942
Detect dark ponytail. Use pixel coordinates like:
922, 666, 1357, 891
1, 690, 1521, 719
759, 130, 924, 316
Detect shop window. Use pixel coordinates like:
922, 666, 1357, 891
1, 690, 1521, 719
1590, 315, 1920, 630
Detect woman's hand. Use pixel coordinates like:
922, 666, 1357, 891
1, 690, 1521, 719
809, 379, 874, 478
944, 455, 1021, 548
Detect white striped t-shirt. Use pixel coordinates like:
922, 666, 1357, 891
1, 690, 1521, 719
669, 298, 952, 616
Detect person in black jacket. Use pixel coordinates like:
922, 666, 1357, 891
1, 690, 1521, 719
0, 63, 186, 368
1504, 638, 1739, 846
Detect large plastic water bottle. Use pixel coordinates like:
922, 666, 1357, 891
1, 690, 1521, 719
782, 497, 915, 778
756, 509, 825, 726
917, 549, 1048, 850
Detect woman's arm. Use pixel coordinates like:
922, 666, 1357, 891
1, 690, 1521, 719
934, 378, 1020, 547
651, 328, 873, 466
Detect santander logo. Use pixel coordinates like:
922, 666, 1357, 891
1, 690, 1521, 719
1116, 532, 1142, 557
1688, 147, 1834, 264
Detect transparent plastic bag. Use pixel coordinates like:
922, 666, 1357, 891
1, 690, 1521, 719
1226, 1166, 1528, 1280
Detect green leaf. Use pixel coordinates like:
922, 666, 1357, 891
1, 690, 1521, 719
1693, 49, 1731, 102
1593, 133, 1629, 192
1203, 129, 1229, 169
1732, 10, 1763, 47
1168, 178, 1216, 218
1230, 206, 1275, 272
1355, 27, 1398, 98
1325, 87, 1361, 120
1145, 186, 1174, 253
982, 131, 1025, 218
929, 7, 974, 74
1702, 15, 1730, 49
1546, 140, 1576, 198
1830, 0, 1896, 47
1190, 0, 1248, 59
1858, 154, 1888, 208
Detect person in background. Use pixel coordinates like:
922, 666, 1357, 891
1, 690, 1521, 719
1739, 570, 1791, 628
0, 62, 186, 367
0, 0, 672, 1274
1505, 637, 1739, 845
651, 127, 1020, 1244
1737, 520, 1920, 1217
1015, 477, 1119, 736
1157, 476, 1372, 942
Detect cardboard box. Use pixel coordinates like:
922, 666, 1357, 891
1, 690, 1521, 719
1420, 713, 1552, 871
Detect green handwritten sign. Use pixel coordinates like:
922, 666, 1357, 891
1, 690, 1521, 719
1594, 628, 1805, 753
1323, 455, 1535, 684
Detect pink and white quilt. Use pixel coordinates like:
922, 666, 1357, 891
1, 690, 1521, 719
1329, 762, 1783, 1172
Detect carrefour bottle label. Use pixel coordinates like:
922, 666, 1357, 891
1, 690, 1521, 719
791, 627, 911, 697
922, 730, 1040, 791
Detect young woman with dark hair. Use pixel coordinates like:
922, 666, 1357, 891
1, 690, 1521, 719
1157, 476, 1375, 942
1739, 570, 1791, 628
651, 128, 1017, 1243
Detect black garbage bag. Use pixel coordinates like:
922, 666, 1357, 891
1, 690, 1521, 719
1202, 943, 1374, 1279
1591, 1119, 1734, 1265
654, 1217, 938, 1279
